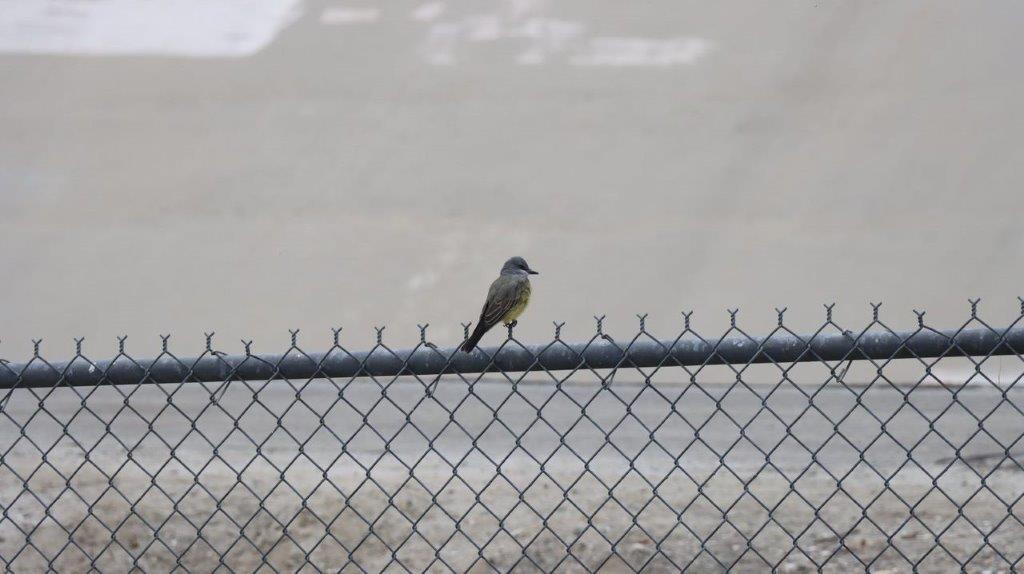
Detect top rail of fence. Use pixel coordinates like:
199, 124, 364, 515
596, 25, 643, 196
2, 320, 1022, 389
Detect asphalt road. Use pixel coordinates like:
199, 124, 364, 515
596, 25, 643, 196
4, 380, 1021, 477
2, 0, 1024, 359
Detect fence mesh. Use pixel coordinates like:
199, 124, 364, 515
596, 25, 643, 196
1, 304, 1023, 572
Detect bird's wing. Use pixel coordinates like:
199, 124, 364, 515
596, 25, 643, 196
479, 276, 523, 327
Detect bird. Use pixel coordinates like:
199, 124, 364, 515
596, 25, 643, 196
460, 256, 538, 352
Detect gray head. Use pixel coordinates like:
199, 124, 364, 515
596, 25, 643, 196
500, 256, 539, 276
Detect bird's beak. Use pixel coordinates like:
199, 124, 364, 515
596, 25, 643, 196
527, 269, 539, 275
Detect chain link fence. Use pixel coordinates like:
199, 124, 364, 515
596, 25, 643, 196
1, 303, 1023, 572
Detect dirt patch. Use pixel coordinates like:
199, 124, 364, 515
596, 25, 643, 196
0, 445, 1020, 573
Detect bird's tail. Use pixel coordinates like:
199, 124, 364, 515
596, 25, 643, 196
460, 323, 489, 353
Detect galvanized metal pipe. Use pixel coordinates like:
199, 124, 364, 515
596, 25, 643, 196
1, 326, 1021, 389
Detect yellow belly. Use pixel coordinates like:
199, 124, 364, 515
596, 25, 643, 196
502, 283, 531, 325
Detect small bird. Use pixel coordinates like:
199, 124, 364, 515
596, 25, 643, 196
460, 256, 539, 352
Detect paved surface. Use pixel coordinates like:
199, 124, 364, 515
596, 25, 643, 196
4, 381, 1021, 475
2, 0, 1024, 359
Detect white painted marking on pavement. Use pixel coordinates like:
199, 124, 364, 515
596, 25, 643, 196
412, 2, 446, 22
570, 37, 712, 67
0, 0, 303, 57
320, 7, 380, 25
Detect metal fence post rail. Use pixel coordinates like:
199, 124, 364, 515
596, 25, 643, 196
0, 303, 1023, 572
3, 325, 1023, 389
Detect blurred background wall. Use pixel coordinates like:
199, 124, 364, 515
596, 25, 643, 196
1, 0, 1022, 358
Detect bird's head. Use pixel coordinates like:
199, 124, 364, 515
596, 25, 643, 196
501, 256, 539, 276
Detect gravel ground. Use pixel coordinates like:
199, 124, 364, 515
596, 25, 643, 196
1, 381, 1022, 572
0, 456, 1020, 573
